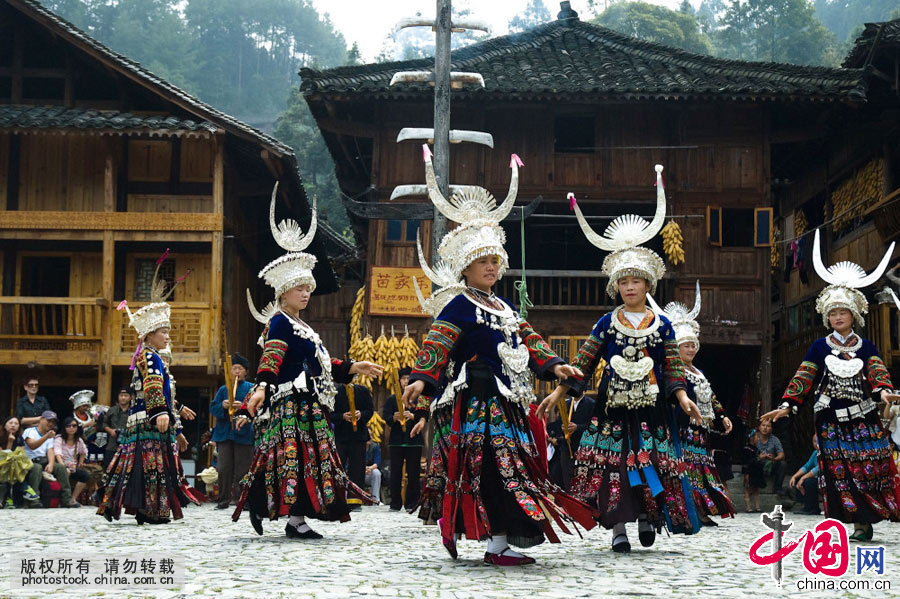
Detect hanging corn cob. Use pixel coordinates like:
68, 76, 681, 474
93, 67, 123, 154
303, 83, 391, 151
350, 286, 366, 346
832, 158, 884, 233
368, 412, 386, 444
349, 330, 376, 392
661, 220, 685, 266
398, 324, 419, 370
770, 226, 781, 272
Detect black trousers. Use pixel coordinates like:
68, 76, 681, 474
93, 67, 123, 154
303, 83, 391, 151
389, 445, 422, 509
548, 441, 574, 491
336, 439, 367, 490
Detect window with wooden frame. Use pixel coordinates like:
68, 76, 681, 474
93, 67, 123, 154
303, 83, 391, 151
706, 205, 772, 248
133, 258, 175, 302
754, 207, 774, 247
553, 115, 596, 154
706, 205, 721, 246
384, 219, 420, 245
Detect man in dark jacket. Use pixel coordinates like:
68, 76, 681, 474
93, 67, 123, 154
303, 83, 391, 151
332, 383, 373, 491
547, 393, 595, 491
210, 353, 254, 508
382, 367, 424, 511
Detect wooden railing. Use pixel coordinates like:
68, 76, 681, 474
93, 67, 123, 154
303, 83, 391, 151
114, 302, 213, 366
0, 296, 105, 352
498, 270, 609, 310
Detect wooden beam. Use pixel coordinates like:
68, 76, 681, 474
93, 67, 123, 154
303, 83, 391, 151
104, 139, 116, 212
315, 117, 377, 138
0, 211, 223, 231
0, 350, 99, 366
98, 231, 114, 406
0, 231, 103, 241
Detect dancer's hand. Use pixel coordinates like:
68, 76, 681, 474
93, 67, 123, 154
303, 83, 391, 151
155, 414, 170, 434
351, 361, 384, 378
677, 393, 702, 425
234, 417, 249, 430
722, 416, 733, 435
410, 417, 426, 438
536, 387, 564, 421
179, 405, 197, 420
761, 408, 789, 423
551, 364, 583, 380
176, 433, 188, 452
402, 380, 425, 409
246, 388, 265, 416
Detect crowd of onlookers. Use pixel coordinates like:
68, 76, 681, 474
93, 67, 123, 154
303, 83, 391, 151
0, 377, 132, 509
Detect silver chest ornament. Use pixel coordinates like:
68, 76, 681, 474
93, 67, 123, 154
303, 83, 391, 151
473, 301, 536, 408
606, 307, 662, 409
284, 312, 338, 411
686, 369, 715, 426
821, 336, 866, 404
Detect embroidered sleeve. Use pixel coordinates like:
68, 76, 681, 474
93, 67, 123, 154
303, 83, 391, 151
518, 320, 564, 380
410, 319, 462, 396
142, 352, 170, 419
414, 394, 432, 422
563, 321, 606, 397
782, 361, 818, 406
712, 392, 726, 419
662, 331, 687, 400
867, 355, 892, 391
331, 358, 354, 384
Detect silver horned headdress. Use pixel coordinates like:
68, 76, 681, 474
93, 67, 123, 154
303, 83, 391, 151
423, 144, 520, 279
647, 280, 702, 347
812, 228, 894, 328
413, 232, 465, 317
257, 182, 319, 297
570, 165, 667, 299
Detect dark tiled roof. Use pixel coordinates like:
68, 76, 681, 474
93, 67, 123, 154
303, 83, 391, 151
844, 19, 900, 68
0, 105, 220, 133
301, 19, 864, 102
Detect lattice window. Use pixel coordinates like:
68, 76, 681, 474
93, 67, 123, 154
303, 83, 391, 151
170, 310, 202, 353
134, 259, 175, 302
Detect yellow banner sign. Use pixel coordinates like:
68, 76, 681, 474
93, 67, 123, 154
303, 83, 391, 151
368, 266, 432, 317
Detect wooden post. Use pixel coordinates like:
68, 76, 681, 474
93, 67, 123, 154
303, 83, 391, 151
98, 140, 116, 406
209, 134, 224, 375
432, 0, 451, 264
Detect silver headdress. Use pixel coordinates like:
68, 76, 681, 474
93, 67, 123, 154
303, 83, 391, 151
570, 165, 667, 299
647, 281, 702, 347
812, 229, 894, 328
258, 182, 319, 296
413, 232, 465, 317
69, 389, 95, 410
423, 145, 520, 279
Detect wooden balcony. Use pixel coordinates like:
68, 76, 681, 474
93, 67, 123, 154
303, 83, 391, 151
0, 296, 105, 365
498, 270, 609, 310
113, 302, 215, 368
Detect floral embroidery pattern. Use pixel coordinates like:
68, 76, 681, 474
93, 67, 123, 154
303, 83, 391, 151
783, 361, 818, 404
258, 339, 288, 377
866, 355, 892, 390
412, 320, 461, 383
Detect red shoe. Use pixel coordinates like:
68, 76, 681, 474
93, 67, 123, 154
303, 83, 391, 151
483, 548, 536, 566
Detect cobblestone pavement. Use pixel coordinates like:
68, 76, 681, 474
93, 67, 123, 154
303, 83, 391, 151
1, 503, 898, 598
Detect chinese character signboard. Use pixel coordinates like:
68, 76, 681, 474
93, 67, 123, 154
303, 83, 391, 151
368, 266, 432, 317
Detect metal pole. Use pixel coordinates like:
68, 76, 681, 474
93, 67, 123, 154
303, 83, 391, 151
432, 0, 451, 264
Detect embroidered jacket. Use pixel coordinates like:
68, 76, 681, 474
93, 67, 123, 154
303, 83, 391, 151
410, 293, 564, 407
782, 335, 892, 408
241, 312, 353, 415
562, 307, 687, 406
130, 348, 174, 424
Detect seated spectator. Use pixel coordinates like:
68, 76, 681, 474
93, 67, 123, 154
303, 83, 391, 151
23, 411, 79, 508
70, 390, 106, 464
789, 433, 820, 515
102, 388, 132, 470
22, 410, 58, 503
50, 417, 90, 508
0, 416, 40, 507
744, 419, 786, 511
16, 377, 51, 429
364, 439, 382, 505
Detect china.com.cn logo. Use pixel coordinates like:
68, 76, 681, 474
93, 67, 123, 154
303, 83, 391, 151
747, 505, 887, 587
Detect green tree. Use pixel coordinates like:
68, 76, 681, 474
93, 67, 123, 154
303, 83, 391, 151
814, 0, 899, 44
593, 1, 715, 55
273, 87, 349, 235
346, 42, 363, 66
717, 0, 837, 65
508, 0, 552, 33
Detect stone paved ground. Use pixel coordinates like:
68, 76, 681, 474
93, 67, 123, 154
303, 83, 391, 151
1, 503, 898, 598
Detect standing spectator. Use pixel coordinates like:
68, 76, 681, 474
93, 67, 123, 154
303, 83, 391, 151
16, 377, 51, 428
50, 417, 89, 507
0, 416, 40, 507
364, 439, 382, 504
102, 389, 132, 470
210, 353, 254, 509
547, 393, 595, 491
332, 383, 373, 492
382, 368, 424, 511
